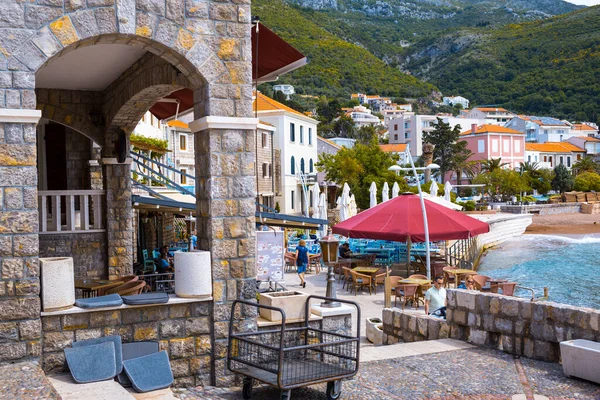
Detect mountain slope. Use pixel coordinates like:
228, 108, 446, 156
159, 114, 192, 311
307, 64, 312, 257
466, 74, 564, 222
404, 5, 600, 122
252, 0, 437, 99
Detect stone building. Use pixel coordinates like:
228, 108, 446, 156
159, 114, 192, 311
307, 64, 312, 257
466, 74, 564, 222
0, 0, 305, 387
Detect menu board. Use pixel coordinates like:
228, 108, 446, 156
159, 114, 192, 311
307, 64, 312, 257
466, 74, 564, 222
256, 231, 285, 281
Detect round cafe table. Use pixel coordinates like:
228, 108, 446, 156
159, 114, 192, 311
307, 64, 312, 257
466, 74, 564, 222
444, 269, 477, 288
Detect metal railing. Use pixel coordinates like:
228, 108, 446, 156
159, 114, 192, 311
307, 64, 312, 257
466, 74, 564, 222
446, 237, 480, 268
38, 190, 105, 233
136, 272, 175, 294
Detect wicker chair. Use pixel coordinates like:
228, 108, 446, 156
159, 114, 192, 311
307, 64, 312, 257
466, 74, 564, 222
491, 282, 517, 296
284, 252, 296, 272
309, 253, 322, 274
349, 270, 372, 295
341, 266, 353, 290
116, 275, 139, 282
363, 254, 377, 266
395, 283, 419, 310
442, 266, 458, 288
374, 268, 388, 293
408, 274, 428, 280
105, 280, 146, 296
472, 274, 490, 291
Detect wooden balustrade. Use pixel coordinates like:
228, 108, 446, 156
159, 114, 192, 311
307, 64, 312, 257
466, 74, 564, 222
38, 190, 105, 234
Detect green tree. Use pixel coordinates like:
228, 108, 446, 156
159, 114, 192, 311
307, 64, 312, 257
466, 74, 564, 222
523, 168, 553, 195
317, 98, 342, 123
473, 169, 529, 197
574, 172, 600, 192
423, 118, 470, 180
551, 164, 574, 193
572, 156, 599, 175
316, 141, 409, 209
333, 115, 356, 138
519, 161, 539, 173
481, 158, 509, 173
354, 125, 377, 145
273, 90, 287, 104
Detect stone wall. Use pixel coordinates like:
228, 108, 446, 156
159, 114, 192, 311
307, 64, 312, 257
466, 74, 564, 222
65, 128, 91, 190
382, 290, 600, 363
41, 301, 213, 387
39, 233, 107, 280
500, 203, 581, 215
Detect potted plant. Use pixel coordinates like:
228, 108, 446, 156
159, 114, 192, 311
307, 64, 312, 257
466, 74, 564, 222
258, 291, 309, 322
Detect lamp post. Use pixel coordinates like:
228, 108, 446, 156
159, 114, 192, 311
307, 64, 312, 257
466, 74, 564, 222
388, 144, 440, 280
319, 229, 341, 308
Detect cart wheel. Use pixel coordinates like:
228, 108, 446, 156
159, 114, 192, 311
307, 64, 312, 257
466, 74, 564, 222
326, 380, 342, 400
242, 378, 253, 399
280, 389, 291, 400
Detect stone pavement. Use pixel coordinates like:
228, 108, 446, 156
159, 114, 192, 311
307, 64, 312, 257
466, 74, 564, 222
0, 362, 60, 399
174, 346, 600, 399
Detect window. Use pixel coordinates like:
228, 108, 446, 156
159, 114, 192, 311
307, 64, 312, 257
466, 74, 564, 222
300, 126, 304, 144
559, 156, 564, 165
268, 164, 272, 178
528, 155, 531, 162
477, 140, 484, 153
543, 156, 547, 162
394, 124, 398, 130
291, 190, 295, 210
549, 156, 553, 167
577, 154, 582, 160
503, 139, 509, 153
514, 140, 520, 153
290, 156, 295, 175
567, 157, 571, 167
300, 158, 305, 173
491, 139, 498, 152
309, 159, 314, 173
290, 123, 295, 142
308, 128, 312, 145
179, 134, 187, 151
394, 134, 398, 141
261, 132, 268, 148
262, 163, 268, 178
405, 132, 409, 139
180, 169, 187, 185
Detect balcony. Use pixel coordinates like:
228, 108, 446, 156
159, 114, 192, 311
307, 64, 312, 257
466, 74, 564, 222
39, 190, 105, 234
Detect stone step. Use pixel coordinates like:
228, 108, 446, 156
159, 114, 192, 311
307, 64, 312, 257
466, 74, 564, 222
47, 374, 176, 400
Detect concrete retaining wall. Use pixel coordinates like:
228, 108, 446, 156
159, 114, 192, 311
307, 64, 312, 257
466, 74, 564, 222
501, 203, 582, 215
382, 290, 600, 362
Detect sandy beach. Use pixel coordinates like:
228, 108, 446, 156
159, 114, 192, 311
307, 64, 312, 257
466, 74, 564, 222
525, 212, 600, 235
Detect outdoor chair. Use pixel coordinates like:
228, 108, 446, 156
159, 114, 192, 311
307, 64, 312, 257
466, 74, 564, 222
141, 250, 156, 274
105, 281, 146, 296
408, 274, 428, 280
341, 266, 353, 290
432, 263, 446, 279
395, 283, 419, 310
443, 266, 458, 288
472, 274, 490, 291
333, 260, 350, 280
309, 253, 322, 274
491, 282, 517, 296
374, 268, 387, 293
284, 252, 296, 272
349, 270, 372, 295
96, 276, 139, 296
364, 254, 377, 266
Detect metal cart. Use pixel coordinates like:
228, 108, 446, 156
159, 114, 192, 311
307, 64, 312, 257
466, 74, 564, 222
228, 295, 361, 400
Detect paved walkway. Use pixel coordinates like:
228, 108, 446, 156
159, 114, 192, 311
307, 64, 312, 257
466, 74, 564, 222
0, 362, 60, 399
174, 345, 600, 399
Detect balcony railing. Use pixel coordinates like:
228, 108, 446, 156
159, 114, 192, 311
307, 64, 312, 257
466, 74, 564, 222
38, 190, 105, 234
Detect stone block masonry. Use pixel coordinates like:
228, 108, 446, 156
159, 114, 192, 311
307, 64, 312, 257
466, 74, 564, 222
39, 233, 107, 280
383, 290, 600, 363
41, 300, 213, 387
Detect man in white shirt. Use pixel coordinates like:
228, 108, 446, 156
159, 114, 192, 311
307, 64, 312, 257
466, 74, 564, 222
425, 275, 447, 316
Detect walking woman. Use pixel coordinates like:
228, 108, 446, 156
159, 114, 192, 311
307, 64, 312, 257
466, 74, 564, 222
295, 239, 309, 288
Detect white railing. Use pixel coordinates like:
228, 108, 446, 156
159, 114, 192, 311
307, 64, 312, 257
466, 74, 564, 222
38, 190, 105, 234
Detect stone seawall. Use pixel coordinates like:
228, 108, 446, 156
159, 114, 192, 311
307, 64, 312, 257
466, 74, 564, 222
500, 203, 582, 215
383, 290, 600, 363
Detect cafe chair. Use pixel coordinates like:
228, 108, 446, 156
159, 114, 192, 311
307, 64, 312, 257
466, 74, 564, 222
395, 283, 419, 310
349, 270, 372, 295
442, 266, 458, 288
472, 274, 490, 291
491, 282, 517, 296
341, 266, 353, 290
408, 274, 428, 280
105, 281, 146, 297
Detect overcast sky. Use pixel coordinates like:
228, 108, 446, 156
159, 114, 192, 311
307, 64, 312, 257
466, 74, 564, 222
565, 0, 600, 5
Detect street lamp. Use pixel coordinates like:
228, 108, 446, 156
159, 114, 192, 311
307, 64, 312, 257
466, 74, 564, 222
388, 145, 440, 280
319, 229, 341, 308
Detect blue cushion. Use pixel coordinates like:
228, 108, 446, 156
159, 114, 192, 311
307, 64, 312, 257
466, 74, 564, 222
75, 294, 123, 309
117, 341, 160, 387
123, 351, 173, 393
73, 335, 123, 374
65, 342, 117, 383
122, 292, 169, 305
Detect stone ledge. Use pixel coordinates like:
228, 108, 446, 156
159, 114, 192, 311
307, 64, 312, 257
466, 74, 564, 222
311, 304, 354, 317
40, 295, 212, 317
256, 313, 322, 328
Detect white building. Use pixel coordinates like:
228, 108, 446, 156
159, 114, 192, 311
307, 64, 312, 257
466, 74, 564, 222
506, 116, 574, 143
524, 142, 586, 170
387, 113, 437, 158
466, 107, 515, 125
133, 111, 164, 139
272, 84, 295, 99
345, 105, 381, 127
443, 96, 470, 109
254, 92, 318, 216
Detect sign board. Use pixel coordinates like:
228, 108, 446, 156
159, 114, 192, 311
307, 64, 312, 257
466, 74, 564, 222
256, 231, 284, 281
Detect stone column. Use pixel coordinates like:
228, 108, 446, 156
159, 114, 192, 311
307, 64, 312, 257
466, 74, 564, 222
191, 115, 259, 386
102, 158, 133, 279
0, 108, 43, 363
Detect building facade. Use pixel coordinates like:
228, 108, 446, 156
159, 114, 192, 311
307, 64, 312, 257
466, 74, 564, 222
525, 143, 586, 169
506, 116, 573, 143
459, 124, 525, 170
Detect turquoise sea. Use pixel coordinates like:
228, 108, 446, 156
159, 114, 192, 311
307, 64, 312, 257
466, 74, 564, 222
477, 234, 600, 310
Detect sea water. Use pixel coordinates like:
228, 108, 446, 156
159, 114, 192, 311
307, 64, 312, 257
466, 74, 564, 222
477, 234, 600, 310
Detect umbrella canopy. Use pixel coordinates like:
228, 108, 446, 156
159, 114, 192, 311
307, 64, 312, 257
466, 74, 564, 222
369, 182, 377, 208
444, 181, 453, 202
430, 180, 439, 197
318, 193, 328, 237
392, 182, 400, 198
332, 193, 489, 243
421, 192, 462, 211
349, 194, 357, 217
311, 183, 320, 218
382, 182, 390, 203
338, 183, 351, 222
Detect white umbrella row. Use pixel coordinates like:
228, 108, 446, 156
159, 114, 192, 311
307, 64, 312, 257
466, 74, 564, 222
369, 181, 401, 209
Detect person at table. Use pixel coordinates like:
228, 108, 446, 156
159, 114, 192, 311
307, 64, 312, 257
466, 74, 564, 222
458, 277, 476, 290
157, 251, 174, 274
425, 275, 447, 317
338, 242, 352, 258
295, 239, 309, 288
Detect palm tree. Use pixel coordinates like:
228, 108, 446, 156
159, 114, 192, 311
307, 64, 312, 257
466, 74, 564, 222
572, 156, 599, 175
481, 158, 509, 173
519, 161, 539, 173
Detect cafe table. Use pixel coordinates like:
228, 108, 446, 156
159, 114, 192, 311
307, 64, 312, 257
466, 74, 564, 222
74, 279, 121, 298
399, 278, 432, 305
353, 267, 382, 293
444, 269, 477, 288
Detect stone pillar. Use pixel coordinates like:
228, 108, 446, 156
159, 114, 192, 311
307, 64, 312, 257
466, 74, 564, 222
102, 159, 133, 279
191, 115, 259, 386
0, 108, 43, 364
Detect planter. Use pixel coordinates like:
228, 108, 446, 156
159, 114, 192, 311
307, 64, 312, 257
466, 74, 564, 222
174, 251, 212, 298
40, 257, 75, 312
366, 317, 384, 345
258, 291, 308, 322
560, 339, 600, 384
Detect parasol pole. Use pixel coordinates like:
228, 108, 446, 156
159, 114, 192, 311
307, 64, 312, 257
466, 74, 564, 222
406, 236, 411, 276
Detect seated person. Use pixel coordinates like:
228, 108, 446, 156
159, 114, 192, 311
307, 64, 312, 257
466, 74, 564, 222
157, 252, 174, 274
338, 243, 352, 258
458, 277, 476, 290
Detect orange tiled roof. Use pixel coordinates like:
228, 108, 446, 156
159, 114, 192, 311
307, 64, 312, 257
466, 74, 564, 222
474, 107, 510, 113
318, 136, 342, 149
525, 142, 586, 153
460, 124, 523, 136
253, 92, 306, 117
167, 119, 189, 129
575, 136, 600, 142
258, 120, 274, 127
379, 143, 407, 153
351, 94, 360, 98
572, 124, 597, 131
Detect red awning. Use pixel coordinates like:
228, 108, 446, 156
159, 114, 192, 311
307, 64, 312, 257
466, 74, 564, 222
332, 194, 490, 243
149, 23, 306, 121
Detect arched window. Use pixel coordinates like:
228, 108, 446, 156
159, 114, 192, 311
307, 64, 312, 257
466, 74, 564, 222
309, 159, 314, 173
300, 158, 305, 173
291, 156, 295, 175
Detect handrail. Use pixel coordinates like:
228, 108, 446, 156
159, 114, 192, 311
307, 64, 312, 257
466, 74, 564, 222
131, 151, 196, 180
516, 285, 536, 301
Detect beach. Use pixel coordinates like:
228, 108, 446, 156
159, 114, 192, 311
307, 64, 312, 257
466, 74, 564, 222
525, 212, 600, 235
